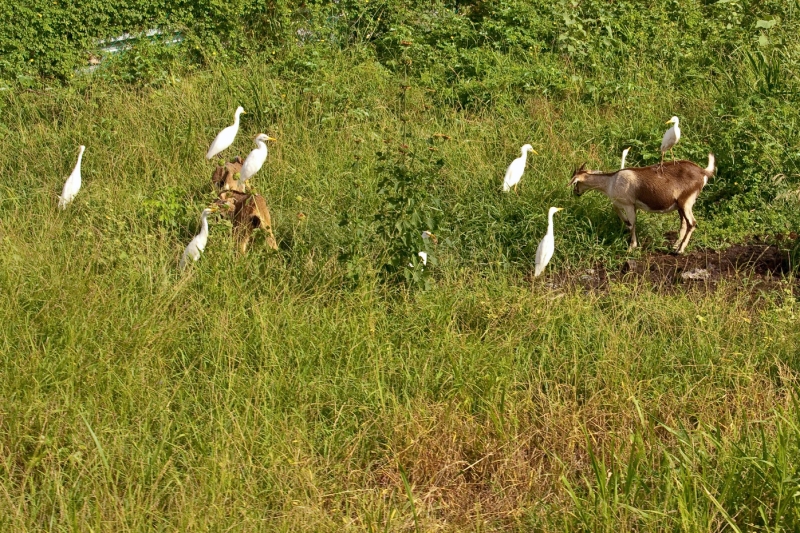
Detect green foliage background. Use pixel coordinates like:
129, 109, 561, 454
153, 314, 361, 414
4, 0, 800, 212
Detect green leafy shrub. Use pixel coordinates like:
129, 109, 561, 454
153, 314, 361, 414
373, 137, 444, 289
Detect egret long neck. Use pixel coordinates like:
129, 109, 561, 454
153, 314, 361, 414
75, 148, 85, 169
547, 211, 556, 236
200, 213, 209, 237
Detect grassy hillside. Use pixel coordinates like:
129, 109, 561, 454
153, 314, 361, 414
2, 1, 800, 530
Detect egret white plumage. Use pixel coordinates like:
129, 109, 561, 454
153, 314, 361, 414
58, 145, 85, 209
420, 230, 436, 266
660, 116, 681, 165
502, 144, 536, 193
410, 231, 437, 267
620, 147, 630, 169
534, 207, 564, 277
180, 206, 218, 269
236, 133, 277, 189
206, 106, 245, 160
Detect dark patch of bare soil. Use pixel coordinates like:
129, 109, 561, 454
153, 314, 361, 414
555, 236, 797, 296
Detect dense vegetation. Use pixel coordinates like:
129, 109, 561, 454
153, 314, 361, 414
1, 0, 799, 530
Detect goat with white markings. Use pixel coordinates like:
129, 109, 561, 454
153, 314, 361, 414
568, 154, 715, 254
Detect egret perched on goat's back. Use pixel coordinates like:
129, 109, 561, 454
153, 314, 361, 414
236, 133, 277, 189
206, 106, 245, 160
180, 206, 219, 269
620, 147, 630, 169
660, 116, 681, 165
58, 145, 85, 209
503, 144, 536, 193
534, 207, 564, 277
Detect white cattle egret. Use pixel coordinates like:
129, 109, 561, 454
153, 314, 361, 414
206, 106, 245, 160
660, 116, 681, 165
236, 133, 277, 189
180, 207, 218, 269
534, 207, 564, 277
620, 147, 630, 169
503, 144, 536, 193
410, 231, 437, 267
58, 145, 85, 209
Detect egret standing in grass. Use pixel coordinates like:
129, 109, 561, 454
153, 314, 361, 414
180, 206, 219, 269
620, 147, 630, 169
534, 207, 564, 277
236, 133, 277, 189
503, 144, 536, 193
660, 116, 681, 165
58, 145, 85, 210
411, 231, 437, 267
419, 230, 437, 266
206, 106, 245, 161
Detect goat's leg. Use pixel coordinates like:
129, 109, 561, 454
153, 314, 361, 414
612, 204, 625, 224
675, 195, 699, 254
613, 204, 632, 241
674, 209, 688, 251
676, 207, 697, 254
622, 205, 638, 250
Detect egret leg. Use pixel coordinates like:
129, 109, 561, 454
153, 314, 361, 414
514, 183, 518, 194
671, 148, 676, 163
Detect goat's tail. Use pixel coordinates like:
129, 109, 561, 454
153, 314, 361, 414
701, 153, 715, 187
704, 153, 716, 176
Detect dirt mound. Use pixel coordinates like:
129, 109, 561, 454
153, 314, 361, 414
552, 238, 796, 295
623, 244, 790, 282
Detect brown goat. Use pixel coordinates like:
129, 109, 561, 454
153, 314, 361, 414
569, 154, 715, 254
211, 157, 246, 193
215, 190, 278, 253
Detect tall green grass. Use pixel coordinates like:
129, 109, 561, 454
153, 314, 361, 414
1, 43, 799, 530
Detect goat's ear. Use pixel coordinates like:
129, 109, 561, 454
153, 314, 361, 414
578, 162, 587, 172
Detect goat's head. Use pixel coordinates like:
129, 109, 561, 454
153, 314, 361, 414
568, 163, 591, 196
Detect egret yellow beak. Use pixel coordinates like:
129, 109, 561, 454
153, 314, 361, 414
555, 207, 564, 212
267, 135, 277, 141
665, 119, 673, 124
625, 147, 631, 151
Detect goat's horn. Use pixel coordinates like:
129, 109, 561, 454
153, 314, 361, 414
578, 162, 587, 172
